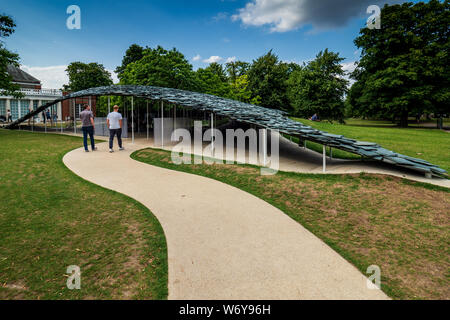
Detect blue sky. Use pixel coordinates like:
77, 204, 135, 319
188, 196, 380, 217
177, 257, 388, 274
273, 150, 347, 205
0, 0, 415, 88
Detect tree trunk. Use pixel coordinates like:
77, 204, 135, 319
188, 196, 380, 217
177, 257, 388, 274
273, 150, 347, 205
437, 117, 443, 130
399, 110, 409, 127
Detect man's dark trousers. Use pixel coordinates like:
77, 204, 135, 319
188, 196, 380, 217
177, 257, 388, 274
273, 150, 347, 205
109, 128, 122, 149
82, 126, 95, 151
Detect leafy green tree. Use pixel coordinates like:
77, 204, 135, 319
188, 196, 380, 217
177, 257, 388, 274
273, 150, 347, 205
206, 62, 228, 83
230, 74, 261, 104
120, 46, 199, 91
350, 0, 450, 127
95, 95, 123, 117
115, 44, 145, 78
196, 65, 232, 97
64, 62, 113, 92
226, 60, 250, 83
287, 49, 348, 121
0, 14, 23, 98
247, 50, 292, 112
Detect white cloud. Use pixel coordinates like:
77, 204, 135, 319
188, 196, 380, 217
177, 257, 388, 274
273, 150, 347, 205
340, 61, 357, 86
232, 0, 399, 32
192, 54, 202, 62
21, 65, 68, 89
20, 65, 118, 89
232, 0, 304, 32
213, 12, 229, 22
201, 56, 237, 64
226, 56, 237, 63
341, 61, 357, 75
108, 70, 119, 84
283, 59, 310, 66
202, 56, 223, 64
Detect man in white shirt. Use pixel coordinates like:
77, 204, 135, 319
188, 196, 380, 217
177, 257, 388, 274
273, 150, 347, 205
107, 105, 124, 153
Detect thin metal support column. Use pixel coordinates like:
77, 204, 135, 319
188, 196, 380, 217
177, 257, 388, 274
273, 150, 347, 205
73, 99, 76, 135
161, 100, 164, 148
131, 96, 134, 144
264, 129, 267, 166
174, 104, 177, 132
323, 145, 326, 173
146, 100, 149, 140
211, 112, 214, 155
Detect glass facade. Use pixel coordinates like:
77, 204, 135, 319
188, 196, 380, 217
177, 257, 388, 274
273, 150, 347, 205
33, 100, 39, 119
10, 100, 19, 120
20, 100, 30, 118
8, 100, 33, 120
0, 99, 5, 116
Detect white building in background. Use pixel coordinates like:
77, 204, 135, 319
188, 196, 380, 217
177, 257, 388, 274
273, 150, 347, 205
0, 64, 63, 122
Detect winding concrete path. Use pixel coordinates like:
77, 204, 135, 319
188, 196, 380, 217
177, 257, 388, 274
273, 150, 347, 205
63, 140, 388, 300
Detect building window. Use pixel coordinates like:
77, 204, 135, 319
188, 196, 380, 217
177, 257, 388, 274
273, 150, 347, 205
9, 100, 32, 120
0, 99, 6, 116
20, 100, 30, 118
75, 104, 83, 119
10, 100, 19, 120
33, 100, 39, 119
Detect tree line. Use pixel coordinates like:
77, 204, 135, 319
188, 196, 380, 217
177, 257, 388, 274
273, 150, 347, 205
66, 45, 350, 122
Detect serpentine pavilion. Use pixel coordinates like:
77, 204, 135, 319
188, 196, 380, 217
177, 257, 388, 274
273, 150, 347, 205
5, 84, 448, 179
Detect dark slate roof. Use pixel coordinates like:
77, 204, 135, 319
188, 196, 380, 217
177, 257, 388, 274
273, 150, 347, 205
6, 85, 448, 178
6, 64, 41, 85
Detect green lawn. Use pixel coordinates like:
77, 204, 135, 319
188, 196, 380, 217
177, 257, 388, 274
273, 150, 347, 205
133, 148, 450, 300
0, 130, 168, 299
343, 118, 450, 128
291, 118, 450, 173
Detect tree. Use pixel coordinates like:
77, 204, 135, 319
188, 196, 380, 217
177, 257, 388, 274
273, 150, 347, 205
226, 60, 250, 83
64, 62, 113, 92
287, 49, 348, 121
230, 74, 261, 104
196, 65, 232, 98
115, 44, 145, 78
247, 50, 293, 112
120, 46, 199, 91
0, 14, 23, 98
350, 0, 450, 127
206, 62, 228, 83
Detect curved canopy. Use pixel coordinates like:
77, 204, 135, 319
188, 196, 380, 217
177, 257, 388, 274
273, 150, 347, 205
6, 85, 447, 177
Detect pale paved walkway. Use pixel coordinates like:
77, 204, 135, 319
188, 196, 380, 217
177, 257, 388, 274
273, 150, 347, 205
278, 136, 450, 188
63, 140, 388, 300
59, 131, 449, 188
